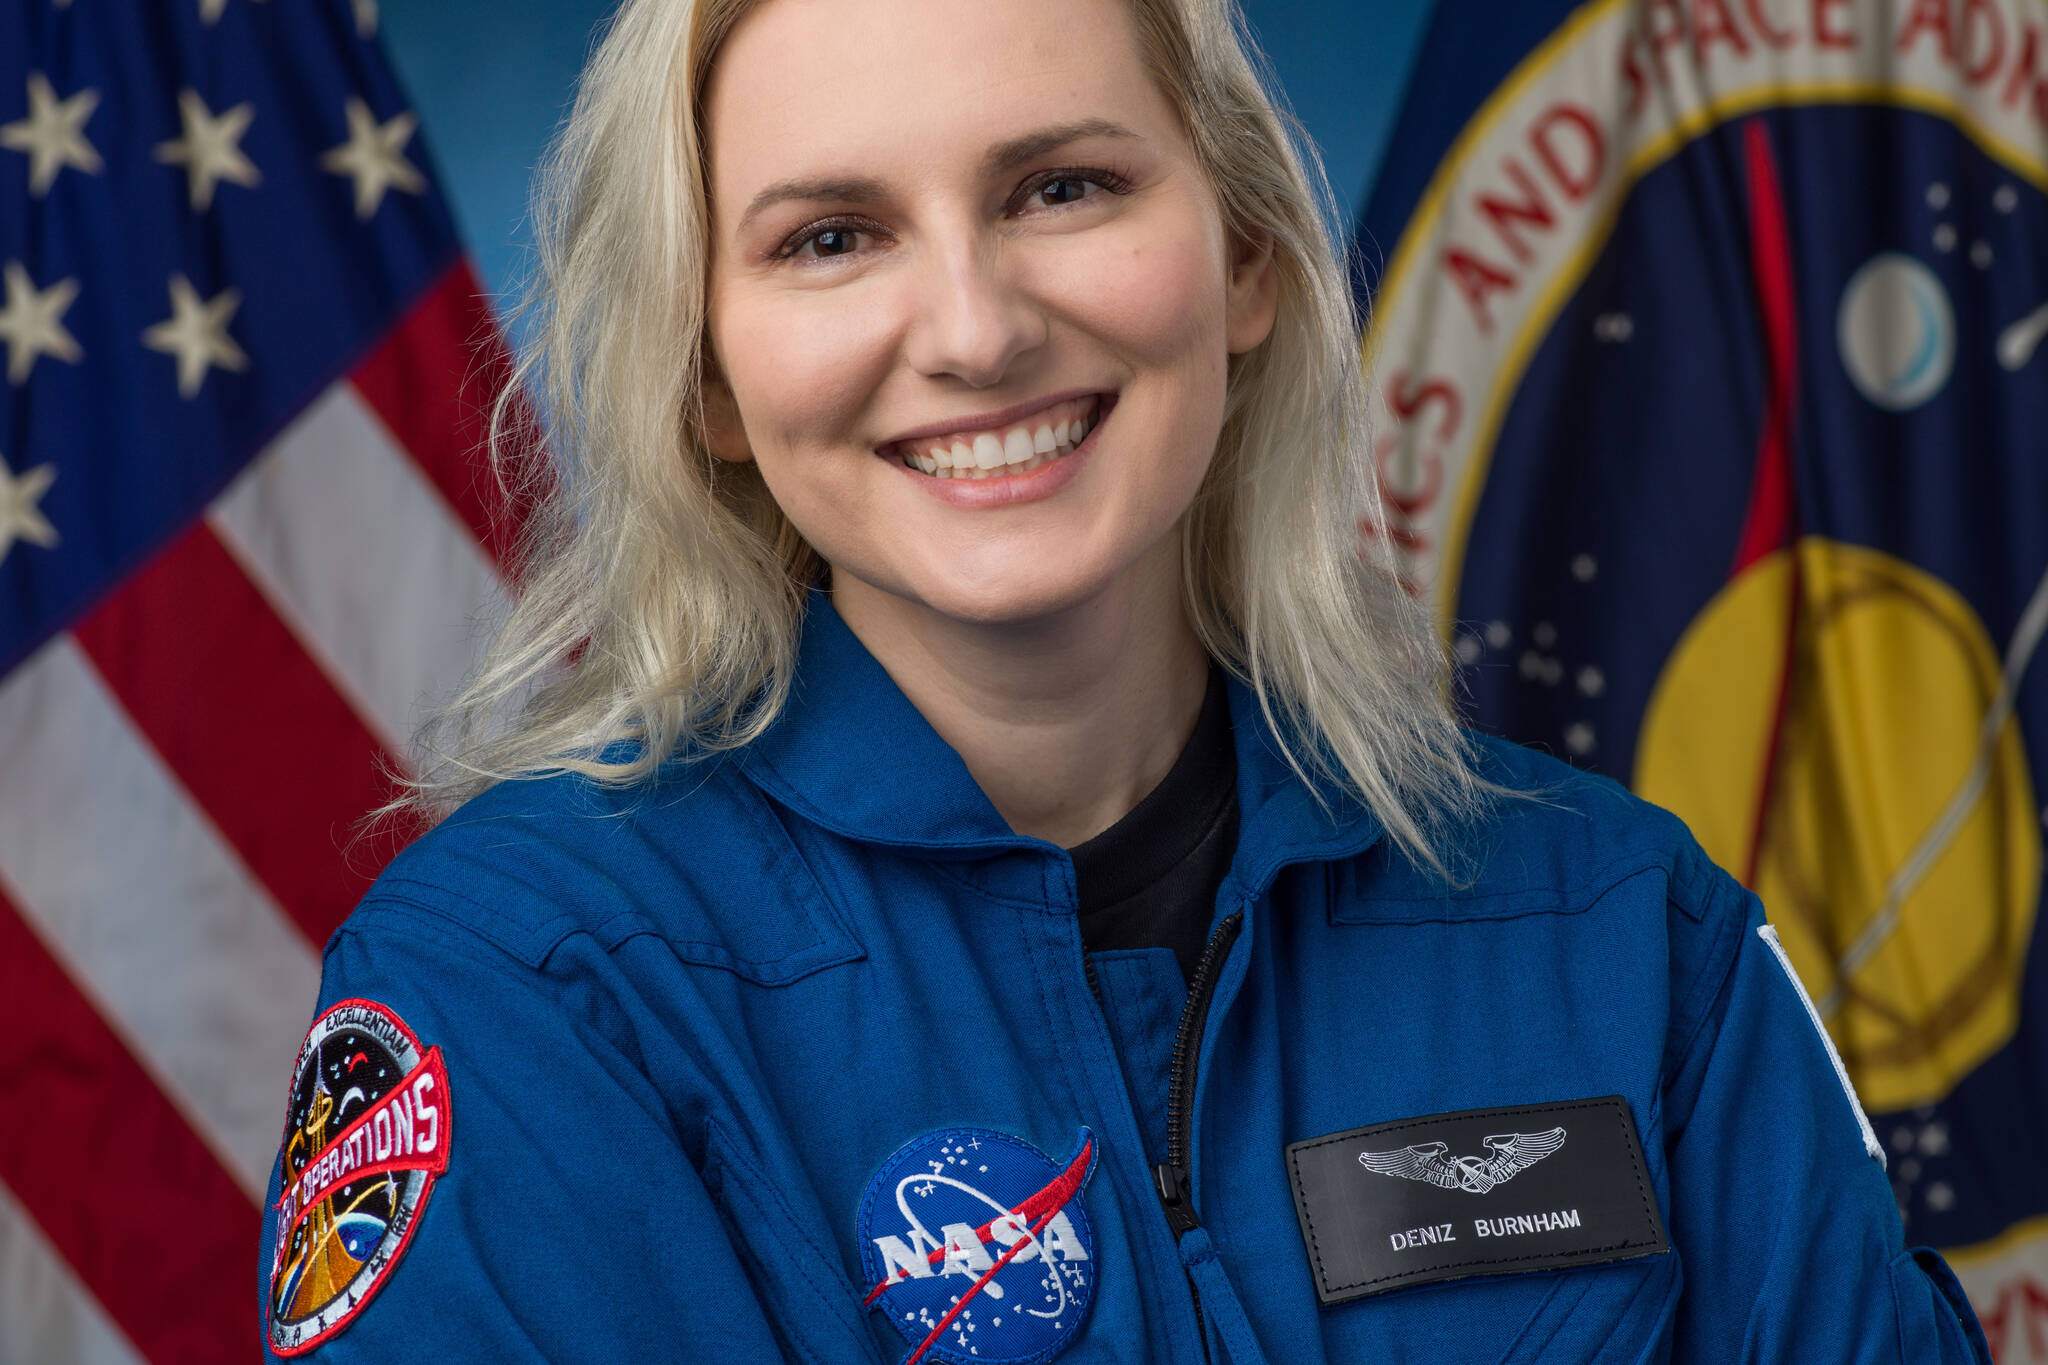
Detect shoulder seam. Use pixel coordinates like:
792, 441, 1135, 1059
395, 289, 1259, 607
1665, 848, 1756, 1078
335, 888, 575, 974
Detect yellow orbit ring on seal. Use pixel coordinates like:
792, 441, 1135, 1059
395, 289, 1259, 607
1636, 537, 2041, 1114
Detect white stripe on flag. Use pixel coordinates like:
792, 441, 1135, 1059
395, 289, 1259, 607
210, 381, 513, 757
0, 638, 321, 1197
0, 1179, 146, 1365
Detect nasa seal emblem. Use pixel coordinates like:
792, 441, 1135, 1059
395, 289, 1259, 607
858, 1126, 1098, 1365
267, 999, 452, 1356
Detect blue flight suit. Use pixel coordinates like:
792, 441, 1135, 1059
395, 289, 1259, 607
259, 582, 1990, 1362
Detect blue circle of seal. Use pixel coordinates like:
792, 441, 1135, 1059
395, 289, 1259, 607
856, 1126, 1099, 1365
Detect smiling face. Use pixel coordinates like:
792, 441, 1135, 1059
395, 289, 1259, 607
701, 0, 1276, 631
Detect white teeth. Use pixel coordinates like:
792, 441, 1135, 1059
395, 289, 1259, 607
898, 396, 1104, 478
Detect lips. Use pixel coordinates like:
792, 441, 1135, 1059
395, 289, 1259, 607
876, 392, 1113, 479
898, 397, 1102, 479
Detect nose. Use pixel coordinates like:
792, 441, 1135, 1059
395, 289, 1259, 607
901, 232, 1047, 389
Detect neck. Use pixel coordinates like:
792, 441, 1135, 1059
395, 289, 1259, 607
828, 541, 1211, 848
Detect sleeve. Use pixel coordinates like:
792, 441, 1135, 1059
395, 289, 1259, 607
1662, 870, 1991, 1364
257, 904, 794, 1362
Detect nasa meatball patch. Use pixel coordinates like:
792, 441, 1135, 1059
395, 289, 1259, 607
267, 999, 452, 1356
858, 1126, 1098, 1364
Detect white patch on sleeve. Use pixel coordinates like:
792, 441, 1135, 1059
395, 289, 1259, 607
1757, 924, 1885, 1168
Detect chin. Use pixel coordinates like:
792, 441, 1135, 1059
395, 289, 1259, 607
927, 577, 1092, 628
856, 561, 1108, 631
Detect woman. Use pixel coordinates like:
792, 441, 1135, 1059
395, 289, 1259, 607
260, 0, 1989, 1360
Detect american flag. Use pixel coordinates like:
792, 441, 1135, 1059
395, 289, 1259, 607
0, 2, 519, 1358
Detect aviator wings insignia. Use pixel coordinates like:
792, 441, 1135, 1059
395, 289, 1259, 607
1358, 1127, 1567, 1194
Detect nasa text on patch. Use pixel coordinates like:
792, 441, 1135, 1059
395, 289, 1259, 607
858, 1126, 1098, 1365
1286, 1096, 1667, 1304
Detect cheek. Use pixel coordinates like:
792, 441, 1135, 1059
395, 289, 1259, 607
1045, 223, 1228, 367
716, 285, 900, 452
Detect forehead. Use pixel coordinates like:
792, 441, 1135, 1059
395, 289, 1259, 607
703, 0, 1167, 198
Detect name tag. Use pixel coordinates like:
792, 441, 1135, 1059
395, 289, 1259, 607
1284, 1095, 1669, 1304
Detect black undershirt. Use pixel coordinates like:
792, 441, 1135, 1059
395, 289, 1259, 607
1065, 660, 1239, 986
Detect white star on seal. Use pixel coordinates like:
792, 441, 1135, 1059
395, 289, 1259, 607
0, 450, 58, 565
142, 274, 249, 398
154, 89, 261, 211
0, 261, 83, 384
1, 73, 103, 197
319, 96, 423, 219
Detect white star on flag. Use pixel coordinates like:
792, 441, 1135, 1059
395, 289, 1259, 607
353, 0, 378, 37
0, 449, 58, 564
142, 273, 250, 398
197, 0, 268, 27
0, 73, 103, 197
154, 89, 261, 212
319, 96, 424, 220
0, 261, 83, 384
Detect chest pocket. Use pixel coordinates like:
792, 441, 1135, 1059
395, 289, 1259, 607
703, 1116, 885, 1363
1325, 846, 1677, 928
1308, 1251, 1679, 1365
1491, 1252, 1680, 1364
594, 781, 866, 987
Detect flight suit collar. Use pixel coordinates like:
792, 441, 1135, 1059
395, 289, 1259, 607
736, 584, 1385, 892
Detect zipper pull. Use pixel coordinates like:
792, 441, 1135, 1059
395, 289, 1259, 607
1154, 1161, 1200, 1237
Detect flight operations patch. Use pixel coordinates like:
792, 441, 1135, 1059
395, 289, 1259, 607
858, 1126, 1098, 1365
267, 999, 452, 1356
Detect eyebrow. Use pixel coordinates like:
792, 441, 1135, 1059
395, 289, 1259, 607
735, 119, 1143, 231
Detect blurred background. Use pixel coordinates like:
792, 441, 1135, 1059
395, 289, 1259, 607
2, 0, 2043, 1359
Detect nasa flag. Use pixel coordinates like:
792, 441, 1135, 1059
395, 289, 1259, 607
1354, 0, 2047, 1351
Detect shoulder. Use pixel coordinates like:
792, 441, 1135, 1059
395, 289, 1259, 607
1358, 732, 1757, 1006
340, 750, 855, 984
1349, 732, 1762, 1070
1370, 731, 1728, 911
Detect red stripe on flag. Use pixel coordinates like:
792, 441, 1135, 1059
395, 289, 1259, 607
0, 895, 258, 1365
71, 523, 402, 948
349, 259, 529, 569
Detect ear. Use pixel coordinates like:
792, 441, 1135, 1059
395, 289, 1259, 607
700, 370, 754, 464
1224, 227, 1280, 355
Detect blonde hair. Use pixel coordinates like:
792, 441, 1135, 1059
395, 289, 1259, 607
409, 0, 1488, 872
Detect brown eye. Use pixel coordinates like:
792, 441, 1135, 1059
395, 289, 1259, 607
781, 221, 878, 262
809, 228, 858, 256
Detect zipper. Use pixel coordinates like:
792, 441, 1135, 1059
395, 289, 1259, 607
1153, 908, 1244, 1238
